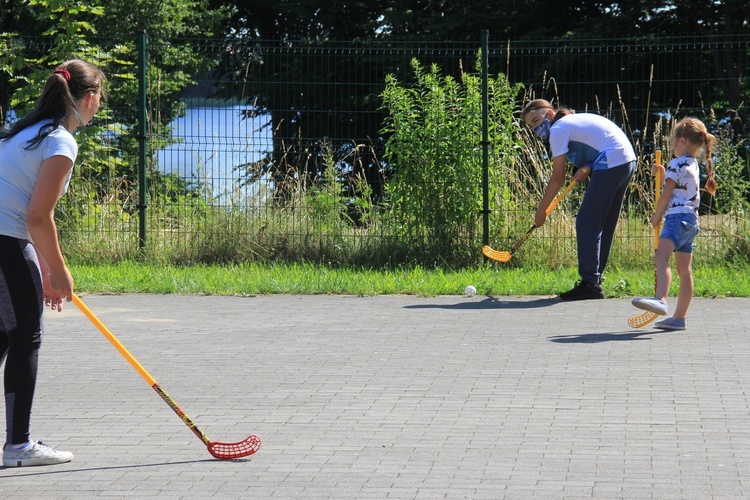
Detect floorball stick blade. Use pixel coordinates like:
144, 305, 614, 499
207, 435, 262, 459
628, 311, 660, 328
484, 171, 586, 266
482, 245, 512, 263
73, 293, 262, 460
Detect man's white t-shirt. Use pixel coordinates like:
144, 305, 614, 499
0, 121, 77, 240
549, 113, 636, 171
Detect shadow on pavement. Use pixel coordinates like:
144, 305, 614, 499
549, 329, 669, 343
404, 296, 561, 310
0, 458, 246, 477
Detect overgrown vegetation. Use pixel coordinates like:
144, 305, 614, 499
380, 58, 525, 265
58, 52, 749, 270
2, 28, 748, 271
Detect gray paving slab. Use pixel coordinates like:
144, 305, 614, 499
0, 293, 749, 499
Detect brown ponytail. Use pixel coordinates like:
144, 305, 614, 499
553, 107, 575, 122
703, 129, 718, 195
673, 117, 718, 195
0, 59, 105, 149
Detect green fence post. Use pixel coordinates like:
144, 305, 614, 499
481, 30, 490, 249
137, 30, 148, 250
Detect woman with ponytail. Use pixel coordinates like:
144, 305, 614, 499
0, 59, 105, 466
522, 99, 637, 300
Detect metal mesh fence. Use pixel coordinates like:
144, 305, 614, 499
4, 34, 748, 267
495, 36, 750, 268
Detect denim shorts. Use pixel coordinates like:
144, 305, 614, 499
660, 212, 699, 253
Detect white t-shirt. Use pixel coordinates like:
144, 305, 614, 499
549, 113, 636, 170
0, 120, 77, 240
664, 155, 700, 215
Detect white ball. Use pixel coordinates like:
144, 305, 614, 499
465, 285, 476, 296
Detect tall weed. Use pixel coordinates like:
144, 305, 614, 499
381, 57, 525, 263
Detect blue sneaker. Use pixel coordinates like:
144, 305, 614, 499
631, 297, 668, 315
655, 316, 686, 331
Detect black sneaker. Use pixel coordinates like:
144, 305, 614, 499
559, 280, 605, 301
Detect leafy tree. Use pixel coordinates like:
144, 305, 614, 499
212, 1, 394, 203
1, 1, 106, 125
379, 0, 598, 40
217, 0, 384, 40
0, 0, 135, 234
1, 0, 233, 249
0, 0, 38, 125
90, 0, 227, 128
211, 0, 747, 208
641, 0, 748, 107
1, 0, 227, 170
79, 0, 228, 205
5, 0, 111, 108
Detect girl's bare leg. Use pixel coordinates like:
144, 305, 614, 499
672, 251, 694, 320
654, 238, 675, 302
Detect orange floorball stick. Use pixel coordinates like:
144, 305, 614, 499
72, 293, 261, 459
628, 151, 662, 328
483, 167, 589, 263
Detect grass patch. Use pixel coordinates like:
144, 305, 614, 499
69, 262, 750, 298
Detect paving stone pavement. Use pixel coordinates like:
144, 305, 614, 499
1, 293, 749, 499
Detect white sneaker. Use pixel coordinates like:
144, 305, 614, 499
3, 440, 74, 467
631, 296, 668, 315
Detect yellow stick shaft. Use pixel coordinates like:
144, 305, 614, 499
545, 166, 589, 215
72, 293, 157, 387
654, 150, 662, 294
